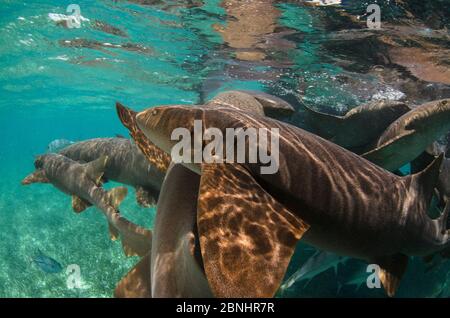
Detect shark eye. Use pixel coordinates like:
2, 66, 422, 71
34, 157, 43, 169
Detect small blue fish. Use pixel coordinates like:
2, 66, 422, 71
32, 249, 63, 274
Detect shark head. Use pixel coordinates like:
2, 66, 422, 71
21, 154, 52, 185
136, 105, 204, 156
34, 155, 46, 169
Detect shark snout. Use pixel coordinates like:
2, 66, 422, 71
21, 176, 32, 185
21, 173, 36, 185
136, 109, 162, 145
135, 109, 154, 131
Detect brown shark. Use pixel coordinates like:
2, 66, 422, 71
133, 103, 449, 298
301, 99, 411, 151
59, 137, 164, 207
363, 99, 450, 171
21, 153, 152, 258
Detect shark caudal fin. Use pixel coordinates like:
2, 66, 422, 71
84, 155, 108, 186
410, 153, 444, 208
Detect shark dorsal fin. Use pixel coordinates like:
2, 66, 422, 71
84, 155, 108, 185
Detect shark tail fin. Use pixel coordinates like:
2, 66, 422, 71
84, 155, 108, 185
107, 187, 128, 210
410, 153, 444, 210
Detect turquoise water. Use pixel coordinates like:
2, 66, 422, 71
1, 0, 449, 297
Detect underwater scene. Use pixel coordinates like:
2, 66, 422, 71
1, 0, 450, 298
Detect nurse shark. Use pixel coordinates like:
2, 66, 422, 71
59, 137, 164, 207
362, 99, 450, 171
132, 103, 449, 297
22, 153, 152, 258
114, 90, 295, 297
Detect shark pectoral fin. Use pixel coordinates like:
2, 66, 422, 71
114, 253, 151, 298
116, 102, 170, 173
21, 170, 49, 185
135, 186, 157, 207
71, 195, 92, 213
84, 155, 108, 185
197, 163, 310, 298
107, 187, 128, 209
374, 254, 409, 297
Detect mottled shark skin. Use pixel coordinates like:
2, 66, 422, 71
135, 104, 450, 298
21, 154, 152, 259
363, 99, 450, 171
301, 100, 411, 151
60, 138, 164, 207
